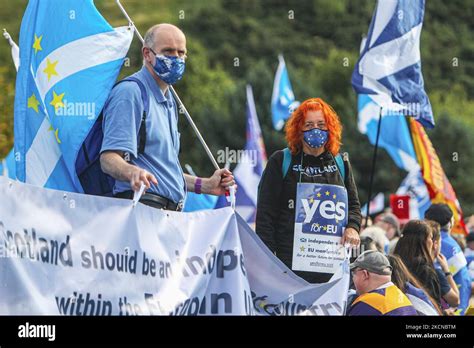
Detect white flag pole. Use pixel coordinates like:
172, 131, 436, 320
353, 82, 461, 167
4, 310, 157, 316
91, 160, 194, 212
115, 0, 220, 171
3, 28, 19, 71
1, 158, 7, 177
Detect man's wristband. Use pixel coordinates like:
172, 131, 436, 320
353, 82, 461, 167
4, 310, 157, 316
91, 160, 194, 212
195, 177, 202, 194
444, 271, 452, 277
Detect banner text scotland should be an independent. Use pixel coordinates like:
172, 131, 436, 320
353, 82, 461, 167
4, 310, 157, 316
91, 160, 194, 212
1, 222, 248, 315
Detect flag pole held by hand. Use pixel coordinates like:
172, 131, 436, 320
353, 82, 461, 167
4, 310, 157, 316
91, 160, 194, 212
228, 185, 236, 210
132, 183, 146, 207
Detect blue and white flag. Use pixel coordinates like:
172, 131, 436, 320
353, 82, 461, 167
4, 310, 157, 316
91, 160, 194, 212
0, 149, 16, 180
271, 55, 299, 131
397, 169, 431, 219
233, 85, 267, 223
14, 0, 133, 192
358, 93, 418, 172
216, 85, 267, 223
352, 0, 434, 128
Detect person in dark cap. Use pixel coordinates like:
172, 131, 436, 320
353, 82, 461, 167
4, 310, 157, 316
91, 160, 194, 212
375, 212, 400, 254
424, 203, 471, 314
425, 203, 453, 227
347, 250, 417, 316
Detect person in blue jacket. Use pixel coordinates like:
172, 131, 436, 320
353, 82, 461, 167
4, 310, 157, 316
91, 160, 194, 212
425, 204, 472, 314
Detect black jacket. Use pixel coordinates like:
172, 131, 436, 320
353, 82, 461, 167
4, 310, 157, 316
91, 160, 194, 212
256, 149, 362, 283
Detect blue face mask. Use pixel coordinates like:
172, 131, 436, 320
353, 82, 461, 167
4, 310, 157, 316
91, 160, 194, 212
303, 128, 328, 148
151, 53, 186, 85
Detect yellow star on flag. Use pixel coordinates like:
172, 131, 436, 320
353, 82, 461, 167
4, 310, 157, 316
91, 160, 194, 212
325, 191, 330, 196
27, 93, 40, 113
323, 226, 327, 231
309, 197, 314, 203
315, 223, 320, 228
33, 34, 43, 54
54, 128, 61, 144
48, 125, 61, 144
43, 58, 59, 81
50, 91, 65, 110
316, 192, 321, 197
300, 246, 305, 252
333, 194, 337, 199
47, 125, 61, 144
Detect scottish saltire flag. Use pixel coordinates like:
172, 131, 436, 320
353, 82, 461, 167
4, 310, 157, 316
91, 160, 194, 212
233, 85, 267, 222
271, 55, 299, 131
358, 94, 418, 172
216, 85, 267, 223
14, 0, 132, 192
396, 169, 430, 219
0, 149, 16, 180
352, 0, 434, 128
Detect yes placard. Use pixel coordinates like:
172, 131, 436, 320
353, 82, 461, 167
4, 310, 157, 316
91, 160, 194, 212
292, 183, 348, 274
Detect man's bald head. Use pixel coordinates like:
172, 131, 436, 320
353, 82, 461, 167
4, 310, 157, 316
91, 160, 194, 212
143, 23, 186, 54
353, 269, 392, 295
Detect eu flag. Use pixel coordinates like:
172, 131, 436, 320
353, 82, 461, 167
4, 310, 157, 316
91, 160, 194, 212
14, 0, 132, 191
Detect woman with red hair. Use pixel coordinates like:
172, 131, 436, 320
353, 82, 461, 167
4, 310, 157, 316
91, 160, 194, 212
256, 98, 361, 284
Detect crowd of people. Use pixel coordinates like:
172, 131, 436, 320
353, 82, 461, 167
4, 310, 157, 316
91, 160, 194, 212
348, 206, 474, 316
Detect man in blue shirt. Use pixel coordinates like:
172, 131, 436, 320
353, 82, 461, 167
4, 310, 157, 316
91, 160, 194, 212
425, 204, 472, 314
100, 24, 234, 210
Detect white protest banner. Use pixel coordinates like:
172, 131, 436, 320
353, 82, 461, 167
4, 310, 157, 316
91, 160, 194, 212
0, 177, 349, 315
